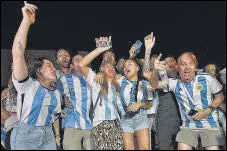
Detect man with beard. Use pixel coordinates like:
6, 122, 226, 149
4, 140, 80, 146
56, 49, 71, 79
152, 52, 225, 150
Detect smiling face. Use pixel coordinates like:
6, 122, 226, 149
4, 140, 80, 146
57, 49, 71, 68
39, 59, 57, 82
178, 53, 197, 82
124, 59, 139, 80
103, 62, 116, 79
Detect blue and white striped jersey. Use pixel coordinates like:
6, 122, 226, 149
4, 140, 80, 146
86, 69, 125, 127
118, 76, 154, 114
58, 73, 92, 130
12, 76, 61, 126
168, 72, 223, 128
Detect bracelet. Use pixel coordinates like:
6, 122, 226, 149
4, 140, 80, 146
208, 106, 215, 113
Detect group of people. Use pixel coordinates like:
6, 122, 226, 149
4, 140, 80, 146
1, 2, 226, 150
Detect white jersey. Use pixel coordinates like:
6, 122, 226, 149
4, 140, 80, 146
168, 72, 223, 128
86, 69, 125, 127
58, 73, 92, 130
117, 76, 154, 114
12, 75, 61, 126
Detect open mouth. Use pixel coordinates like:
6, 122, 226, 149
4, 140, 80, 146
183, 71, 190, 77
124, 69, 131, 74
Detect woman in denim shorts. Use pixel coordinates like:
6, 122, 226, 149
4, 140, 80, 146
118, 58, 154, 150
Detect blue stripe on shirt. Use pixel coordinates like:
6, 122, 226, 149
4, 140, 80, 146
77, 76, 92, 129
103, 94, 111, 120
45, 91, 58, 125
27, 85, 46, 125
184, 83, 203, 128
175, 82, 190, 127
198, 76, 217, 128
65, 74, 81, 128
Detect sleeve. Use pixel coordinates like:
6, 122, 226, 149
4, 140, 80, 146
86, 68, 101, 90
207, 75, 223, 95
11, 73, 33, 94
168, 78, 178, 92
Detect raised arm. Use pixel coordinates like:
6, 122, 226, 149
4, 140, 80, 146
151, 55, 168, 90
143, 32, 155, 76
79, 36, 112, 77
12, 2, 37, 81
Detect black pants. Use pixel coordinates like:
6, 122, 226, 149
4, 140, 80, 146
156, 92, 181, 150
4, 128, 14, 150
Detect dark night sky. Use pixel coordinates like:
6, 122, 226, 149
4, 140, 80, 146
1, 1, 226, 69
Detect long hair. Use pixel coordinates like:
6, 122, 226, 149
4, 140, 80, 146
126, 58, 144, 81
28, 57, 51, 80
99, 62, 120, 97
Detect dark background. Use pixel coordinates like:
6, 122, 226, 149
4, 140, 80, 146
1, 1, 226, 69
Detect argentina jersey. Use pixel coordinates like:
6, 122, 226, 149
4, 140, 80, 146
12, 76, 61, 126
168, 72, 223, 128
86, 69, 125, 127
118, 76, 153, 114
58, 73, 92, 130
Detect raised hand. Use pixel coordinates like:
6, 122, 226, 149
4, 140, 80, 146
129, 44, 136, 58
144, 32, 155, 51
154, 54, 166, 70
22, 1, 38, 24
95, 36, 112, 52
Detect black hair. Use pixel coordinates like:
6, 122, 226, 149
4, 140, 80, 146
28, 57, 51, 80
126, 58, 145, 81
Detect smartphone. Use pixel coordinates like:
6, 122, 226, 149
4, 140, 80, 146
134, 40, 142, 50
188, 109, 198, 116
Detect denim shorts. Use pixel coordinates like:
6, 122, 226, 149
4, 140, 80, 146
10, 123, 56, 150
120, 112, 149, 133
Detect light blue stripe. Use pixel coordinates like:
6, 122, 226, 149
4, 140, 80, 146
184, 83, 203, 128
45, 91, 58, 125
27, 85, 46, 125
65, 74, 81, 128
198, 76, 217, 128
57, 80, 64, 96
175, 82, 190, 127
104, 94, 111, 120
112, 86, 119, 119
120, 78, 128, 107
77, 76, 92, 129
130, 81, 137, 103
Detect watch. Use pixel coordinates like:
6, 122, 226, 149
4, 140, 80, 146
208, 106, 216, 113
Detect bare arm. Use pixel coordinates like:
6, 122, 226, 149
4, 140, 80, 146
192, 92, 224, 120
12, 2, 37, 81
150, 55, 168, 90
79, 36, 112, 77
143, 32, 155, 74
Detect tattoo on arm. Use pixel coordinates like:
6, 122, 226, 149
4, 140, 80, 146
143, 51, 151, 73
18, 42, 25, 52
